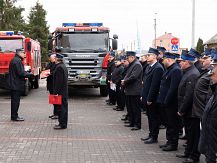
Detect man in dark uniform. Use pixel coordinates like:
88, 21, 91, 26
106, 51, 116, 105
181, 49, 213, 163
46, 53, 58, 119
157, 52, 182, 151
121, 51, 143, 131
189, 48, 204, 73
111, 57, 124, 111
141, 48, 164, 144
157, 46, 166, 68
9, 48, 33, 121
120, 55, 130, 121
176, 51, 200, 161
199, 51, 217, 163
53, 53, 68, 129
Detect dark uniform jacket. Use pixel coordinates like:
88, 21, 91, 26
53, 62, 68, 98
46, 62, 56, 92
142, 62, 164, 103
106, 59, 115, 81
191, 70, 211, 118
199, 85, 217, 157
111, 64, 124, 85
141, 61, 148, 78
157, 63, 182, 105
123, 59, 143, 96
8, 55, 29, 91
178, 65, 200, 117
194, 60, 203, 73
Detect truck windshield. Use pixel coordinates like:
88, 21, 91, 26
58, 33, 109, 52
0, 39, 23, 52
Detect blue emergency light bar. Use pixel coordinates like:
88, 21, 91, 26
0, 31, 14, 36
62, 23, 103, 27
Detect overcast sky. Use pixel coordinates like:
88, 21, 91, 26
16, 0, 217, 51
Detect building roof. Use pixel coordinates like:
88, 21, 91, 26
204, 34, 217, 45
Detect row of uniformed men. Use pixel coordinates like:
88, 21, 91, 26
106, 47, 217, 163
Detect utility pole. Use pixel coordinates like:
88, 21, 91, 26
191, 0, 195, 48
154, 13, 157, 48
136, 21, 141, 53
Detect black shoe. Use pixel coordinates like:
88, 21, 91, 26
124, 120, 130, 124
179, 135, 187, 140
183, 158, 199, 163
159, 142, 169, 148
107, 102, 115, 106
141, 136, 151, 141
162, 145, 177, 151
183, 143, 187, 147
144, 138, 158, 144
49, 115, 55, 118
121, 117, 128, 121
116, 108, 124, 111
105, 99, 110, 103
131, 127, 141, 131
11, 117, 25, 121
176, 154, 189, 158
159, 125, 166, 129
51, 115, 58, 119
53, 125, 67, 129
124, 124, 134, 127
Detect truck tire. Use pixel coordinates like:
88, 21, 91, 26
100, 85, 108, 97
33, 75, 39, 89
23, 79, 30, 96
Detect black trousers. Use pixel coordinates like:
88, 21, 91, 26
55, 98, 68, 127
159, 105, 167, 126
146, 103, 160, 139
185, 118, 200, 160
49, 90, 58, 116
116, 84, 125, 109
165, 104, 179, 146
11, 90, 22, 119
126, 95, 141, 128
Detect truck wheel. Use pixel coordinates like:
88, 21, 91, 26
23, 79, 30, 96
100, 86, 108, 97
33, 75, 39, 89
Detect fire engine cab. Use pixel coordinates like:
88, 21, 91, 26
49, 23, 118, 96
0, 31, 41, 95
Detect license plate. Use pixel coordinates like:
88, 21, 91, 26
100, 77, 107, 85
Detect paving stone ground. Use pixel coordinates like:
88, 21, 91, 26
0, 80, 205, 163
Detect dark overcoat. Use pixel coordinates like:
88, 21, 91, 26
123, 59, 143, 96
191, 71, 211, 118
8, 55, 28, 91
46, 62, 56, 92
199, 85, 217, 158
111, 64, 124, 85
178, 65, 200, 117
106, 59, 115, 81
142, 62, 164, 103
53, 62, 68, 98
157, 63, 182, 105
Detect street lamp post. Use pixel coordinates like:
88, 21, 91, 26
191, 0, 195, 48
154, 13, 157, 48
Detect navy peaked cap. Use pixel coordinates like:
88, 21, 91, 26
148, 47, 160, 56
16, 48, 24, 53
189, 48, 202, 58
157, 46, 166, 53
109, 51, 115, 57
126, 51, 136, 57
56, 53, 64, 59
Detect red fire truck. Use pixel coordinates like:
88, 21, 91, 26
48, 23, 118, 96
0, 31, 41, 95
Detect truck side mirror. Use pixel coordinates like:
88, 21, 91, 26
112, 39, 118, 50
113, 34, 118, 39
48, 39, 53, 51
27, 42, 31, 52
